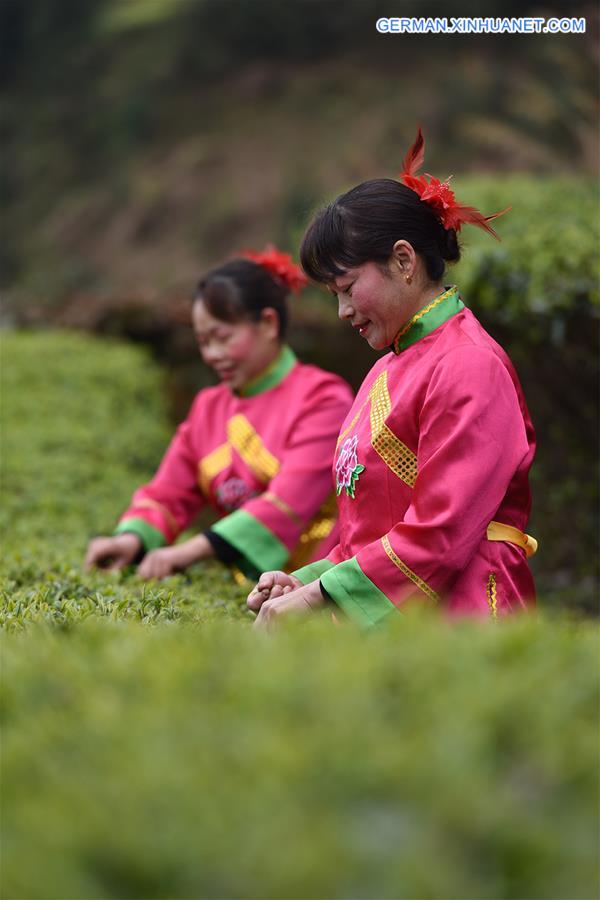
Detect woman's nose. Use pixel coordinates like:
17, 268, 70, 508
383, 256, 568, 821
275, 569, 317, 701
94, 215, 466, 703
201, 343, 222, 365
338, 296, 354, 320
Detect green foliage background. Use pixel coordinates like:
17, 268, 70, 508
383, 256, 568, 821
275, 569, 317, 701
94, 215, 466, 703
1, 333, 599, 899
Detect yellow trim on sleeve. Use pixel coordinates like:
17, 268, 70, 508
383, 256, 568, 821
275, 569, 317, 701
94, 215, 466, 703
381, 534, 439, 603
263, 491, 303, 527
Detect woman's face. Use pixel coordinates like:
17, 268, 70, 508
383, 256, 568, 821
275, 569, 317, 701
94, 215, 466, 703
329, 260, 413, 350
192, 300, 279, 390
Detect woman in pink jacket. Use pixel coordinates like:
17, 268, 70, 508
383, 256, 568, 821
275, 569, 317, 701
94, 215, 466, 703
84, 248, 353, 580
249, 131, 537, 628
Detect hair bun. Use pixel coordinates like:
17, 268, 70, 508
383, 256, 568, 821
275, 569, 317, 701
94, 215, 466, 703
441, 228, 460, 263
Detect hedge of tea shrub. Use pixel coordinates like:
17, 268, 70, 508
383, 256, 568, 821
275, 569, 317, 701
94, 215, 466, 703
1, 331, 598, 900
1, 331, 249, 629
2, 617, 598, 900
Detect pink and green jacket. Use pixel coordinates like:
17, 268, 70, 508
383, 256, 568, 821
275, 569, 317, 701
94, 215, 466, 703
293, 287, 537, 625
116, 347, 354, 575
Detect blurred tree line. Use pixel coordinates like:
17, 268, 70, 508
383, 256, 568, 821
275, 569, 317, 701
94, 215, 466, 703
1, 0, 597, 297
1, 0, 598, 611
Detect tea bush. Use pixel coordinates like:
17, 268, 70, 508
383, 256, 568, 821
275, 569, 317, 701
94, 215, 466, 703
1, 331, 598, 899
1, 331, 249, 628
453, 177, 599, 317
2, 618, 598, 900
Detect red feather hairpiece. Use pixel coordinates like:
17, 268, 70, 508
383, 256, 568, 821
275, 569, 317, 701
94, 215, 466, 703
239, 244, 308, 294
399, 127, 511, 239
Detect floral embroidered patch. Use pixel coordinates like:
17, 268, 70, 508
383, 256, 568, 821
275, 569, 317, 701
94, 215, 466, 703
216, 477, 258, 511
335, 435, 365, 499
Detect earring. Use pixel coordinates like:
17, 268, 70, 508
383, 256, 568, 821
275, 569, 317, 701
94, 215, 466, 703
405, 275, 412, 285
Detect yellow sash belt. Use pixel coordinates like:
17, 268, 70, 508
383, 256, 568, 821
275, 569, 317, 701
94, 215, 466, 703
487, 520, 538, 558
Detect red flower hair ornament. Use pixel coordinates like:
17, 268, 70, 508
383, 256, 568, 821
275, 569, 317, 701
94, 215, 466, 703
400, 127, 510, 239
239, 245, 308, 294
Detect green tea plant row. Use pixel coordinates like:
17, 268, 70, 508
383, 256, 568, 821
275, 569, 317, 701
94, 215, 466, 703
1, 331, 250, 630
1, 331, 598, 899
3, 616, 598, 900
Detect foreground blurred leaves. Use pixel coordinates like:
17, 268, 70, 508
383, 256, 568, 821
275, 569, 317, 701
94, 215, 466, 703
2, 617, 598, 899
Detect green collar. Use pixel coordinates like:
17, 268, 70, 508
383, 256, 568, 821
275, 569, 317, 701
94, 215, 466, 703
392, 286, 464, 354
238, 345, 297, 397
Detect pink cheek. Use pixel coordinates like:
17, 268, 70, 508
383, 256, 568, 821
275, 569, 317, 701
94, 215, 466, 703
227, 337, 254, 362
362, 290, 380, 320
352, 292, 369, 317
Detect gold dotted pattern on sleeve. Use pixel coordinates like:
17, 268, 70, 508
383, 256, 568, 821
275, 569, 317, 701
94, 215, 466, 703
486, 572, 498, 620
287, 493, 338, 571
381, 534, 439, 603
198, 443, 232, 496
228, 414, 280, 484
369, 371, 418, 487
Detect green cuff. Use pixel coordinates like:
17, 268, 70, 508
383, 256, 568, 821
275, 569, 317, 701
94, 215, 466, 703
211, 509, 289, 573
115, 518, 167, 552
320, 557, 397, 628
292, 559, 336, 584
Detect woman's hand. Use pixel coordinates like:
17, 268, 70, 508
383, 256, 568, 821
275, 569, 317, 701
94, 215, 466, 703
136, 535, 213, 580
247, 570, 303, 612
251, 580, 325, 631
136, 547, 186, 580
84, 533, 141, 572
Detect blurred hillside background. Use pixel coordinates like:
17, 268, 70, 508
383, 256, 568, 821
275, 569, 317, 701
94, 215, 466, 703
1, 0, 598, 610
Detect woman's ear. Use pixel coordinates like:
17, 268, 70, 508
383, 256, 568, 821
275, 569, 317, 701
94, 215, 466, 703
391, 239, 417, 275
259, 307, 280, 341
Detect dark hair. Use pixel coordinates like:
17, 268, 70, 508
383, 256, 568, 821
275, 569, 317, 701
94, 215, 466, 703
194, 259, 289, 338
300, 178, 460, 284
